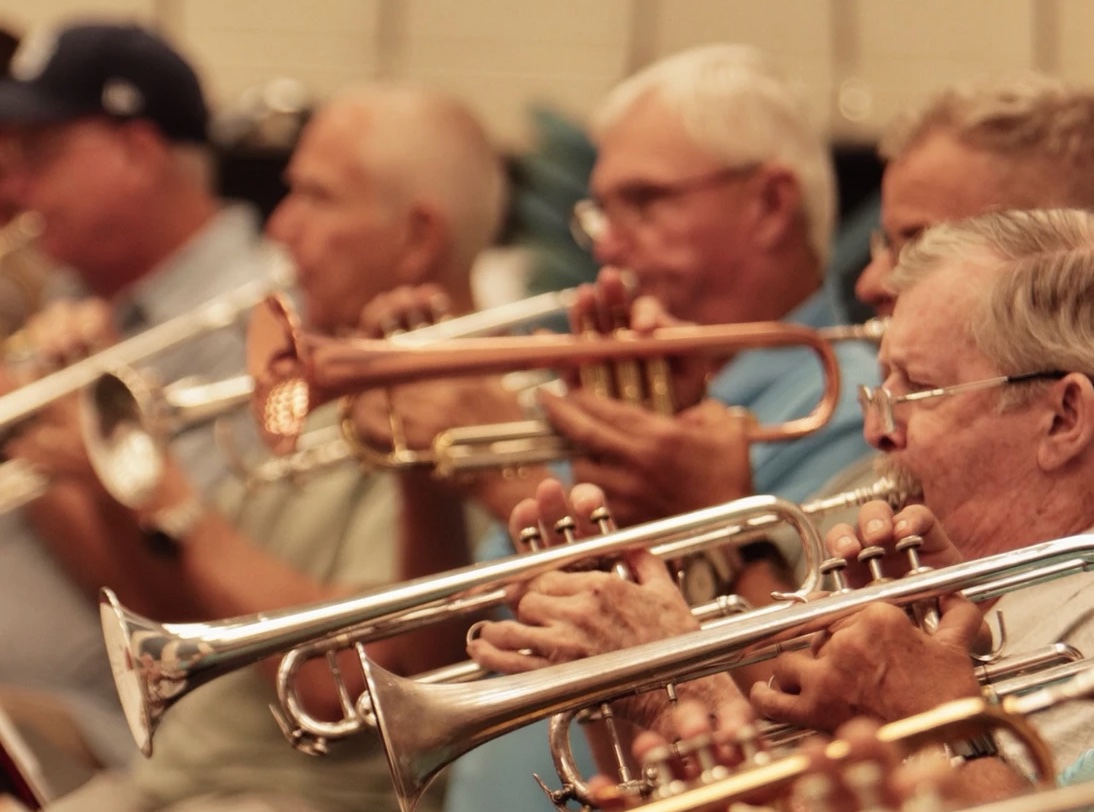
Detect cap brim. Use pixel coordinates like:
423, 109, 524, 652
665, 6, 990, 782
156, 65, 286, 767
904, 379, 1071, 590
0, 80, 95, 127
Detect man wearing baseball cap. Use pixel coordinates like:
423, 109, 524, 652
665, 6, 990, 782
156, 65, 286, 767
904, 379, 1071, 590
0, 19, 279, 782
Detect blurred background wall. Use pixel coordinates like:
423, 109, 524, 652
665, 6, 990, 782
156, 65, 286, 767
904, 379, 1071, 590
4, 0, 1092, 315
1, 0, 1091, 147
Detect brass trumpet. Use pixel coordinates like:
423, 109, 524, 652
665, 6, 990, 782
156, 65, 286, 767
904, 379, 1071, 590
614, 669, 1094, 812
246, 294, 854, 457
103, 491, 833, 756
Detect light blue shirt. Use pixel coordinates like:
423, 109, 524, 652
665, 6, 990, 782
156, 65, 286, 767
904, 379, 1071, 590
446, 287, 879, 812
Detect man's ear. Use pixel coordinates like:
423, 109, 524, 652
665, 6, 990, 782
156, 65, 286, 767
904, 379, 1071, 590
395, 203, 450, 285
749, 165, 802, 250
1038, 373, 1094, 471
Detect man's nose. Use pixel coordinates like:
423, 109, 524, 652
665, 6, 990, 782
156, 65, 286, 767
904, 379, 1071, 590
863, 405, 904, 453
855, 255, 897, 317
592, 220, 631, 268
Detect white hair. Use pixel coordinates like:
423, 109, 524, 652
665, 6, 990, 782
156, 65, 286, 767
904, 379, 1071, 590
593, 44, 836, 269
333, 84, 506, 275
880, 74, 1094, 208
891, 208, 1094, 408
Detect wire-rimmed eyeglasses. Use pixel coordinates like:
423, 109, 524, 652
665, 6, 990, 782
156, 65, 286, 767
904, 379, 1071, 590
857, 370, 1069, 433
569, 164, 760, 249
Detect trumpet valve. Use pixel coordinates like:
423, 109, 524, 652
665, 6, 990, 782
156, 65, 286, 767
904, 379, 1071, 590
819, 557, 852, 594
589, 505, 616, 534
896, 534, 931, 576
857, 545, 891, 585
518, 525, 544, 552
553, 515, 578, 545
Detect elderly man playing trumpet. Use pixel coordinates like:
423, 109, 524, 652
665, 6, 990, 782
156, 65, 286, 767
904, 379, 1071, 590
470, 207, 1094, 803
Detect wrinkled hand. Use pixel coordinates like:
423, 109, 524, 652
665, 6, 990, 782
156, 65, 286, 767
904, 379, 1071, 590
567, 267, 711, 409
589, 698, 758, 810
5, 392, 98, 485
6, 298, 117, 382
824, 502, 965, 588
346, 283, 528, 490
540, 390, 755, 527
469, 478, 708, 727
356, 284, 452, 337
749, 595, 983, 733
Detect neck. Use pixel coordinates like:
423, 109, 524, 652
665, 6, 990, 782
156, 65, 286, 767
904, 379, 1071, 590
950, 475, 1094, 560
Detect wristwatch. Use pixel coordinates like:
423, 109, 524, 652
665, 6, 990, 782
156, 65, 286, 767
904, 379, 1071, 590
140, 496, 207, 557
946, 732, 1000, 763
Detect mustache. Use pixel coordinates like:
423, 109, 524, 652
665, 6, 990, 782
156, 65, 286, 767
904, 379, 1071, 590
873, 455, 924, 502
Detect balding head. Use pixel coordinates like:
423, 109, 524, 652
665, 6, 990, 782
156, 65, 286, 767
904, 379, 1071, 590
268, 83, 505, 333
326, 84, 506, 278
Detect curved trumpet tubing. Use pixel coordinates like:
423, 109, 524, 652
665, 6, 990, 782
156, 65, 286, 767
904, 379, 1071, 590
545, 640, 1086, 808
101, 492, 825, 756
247, 294, 843, 456
357, 534, 1094, 812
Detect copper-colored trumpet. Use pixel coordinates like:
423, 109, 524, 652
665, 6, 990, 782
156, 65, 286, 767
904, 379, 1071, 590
247, 294, 846, 456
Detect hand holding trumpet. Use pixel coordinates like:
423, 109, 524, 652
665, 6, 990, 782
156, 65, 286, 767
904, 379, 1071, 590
544, 267, 757, 528
467, 477, 749, 737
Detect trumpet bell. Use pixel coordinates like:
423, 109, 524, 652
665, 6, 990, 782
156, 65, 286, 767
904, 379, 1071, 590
82, 367, 167, 508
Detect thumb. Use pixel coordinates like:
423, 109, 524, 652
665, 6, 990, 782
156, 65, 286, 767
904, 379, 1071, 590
933, 595, 985, 650
624, 549, 678, 589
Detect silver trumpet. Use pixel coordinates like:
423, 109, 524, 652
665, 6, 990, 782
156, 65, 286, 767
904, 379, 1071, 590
274, 477, 910, 755
0, 256, 290, 512
102, 491, 834, 756
0, 256, 293, 437
81, 369, 256, 507
349, 534, 1094, 812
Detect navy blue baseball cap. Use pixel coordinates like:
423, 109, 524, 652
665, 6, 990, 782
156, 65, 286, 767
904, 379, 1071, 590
0, 22, 208, 143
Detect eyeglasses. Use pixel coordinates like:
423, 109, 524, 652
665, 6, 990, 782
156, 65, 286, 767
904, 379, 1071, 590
570, 164, 760, 249
868, 226, 925, 267
857, 370, 1069, 433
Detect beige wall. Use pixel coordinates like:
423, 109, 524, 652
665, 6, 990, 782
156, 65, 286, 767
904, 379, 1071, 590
1, 0, 1093, 147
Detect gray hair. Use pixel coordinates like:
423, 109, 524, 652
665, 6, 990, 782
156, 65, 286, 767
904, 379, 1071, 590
594, 44, 835, 268
891, 208, 1094, 408
880, 75, 1094, 208
334, 84, 506, 275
